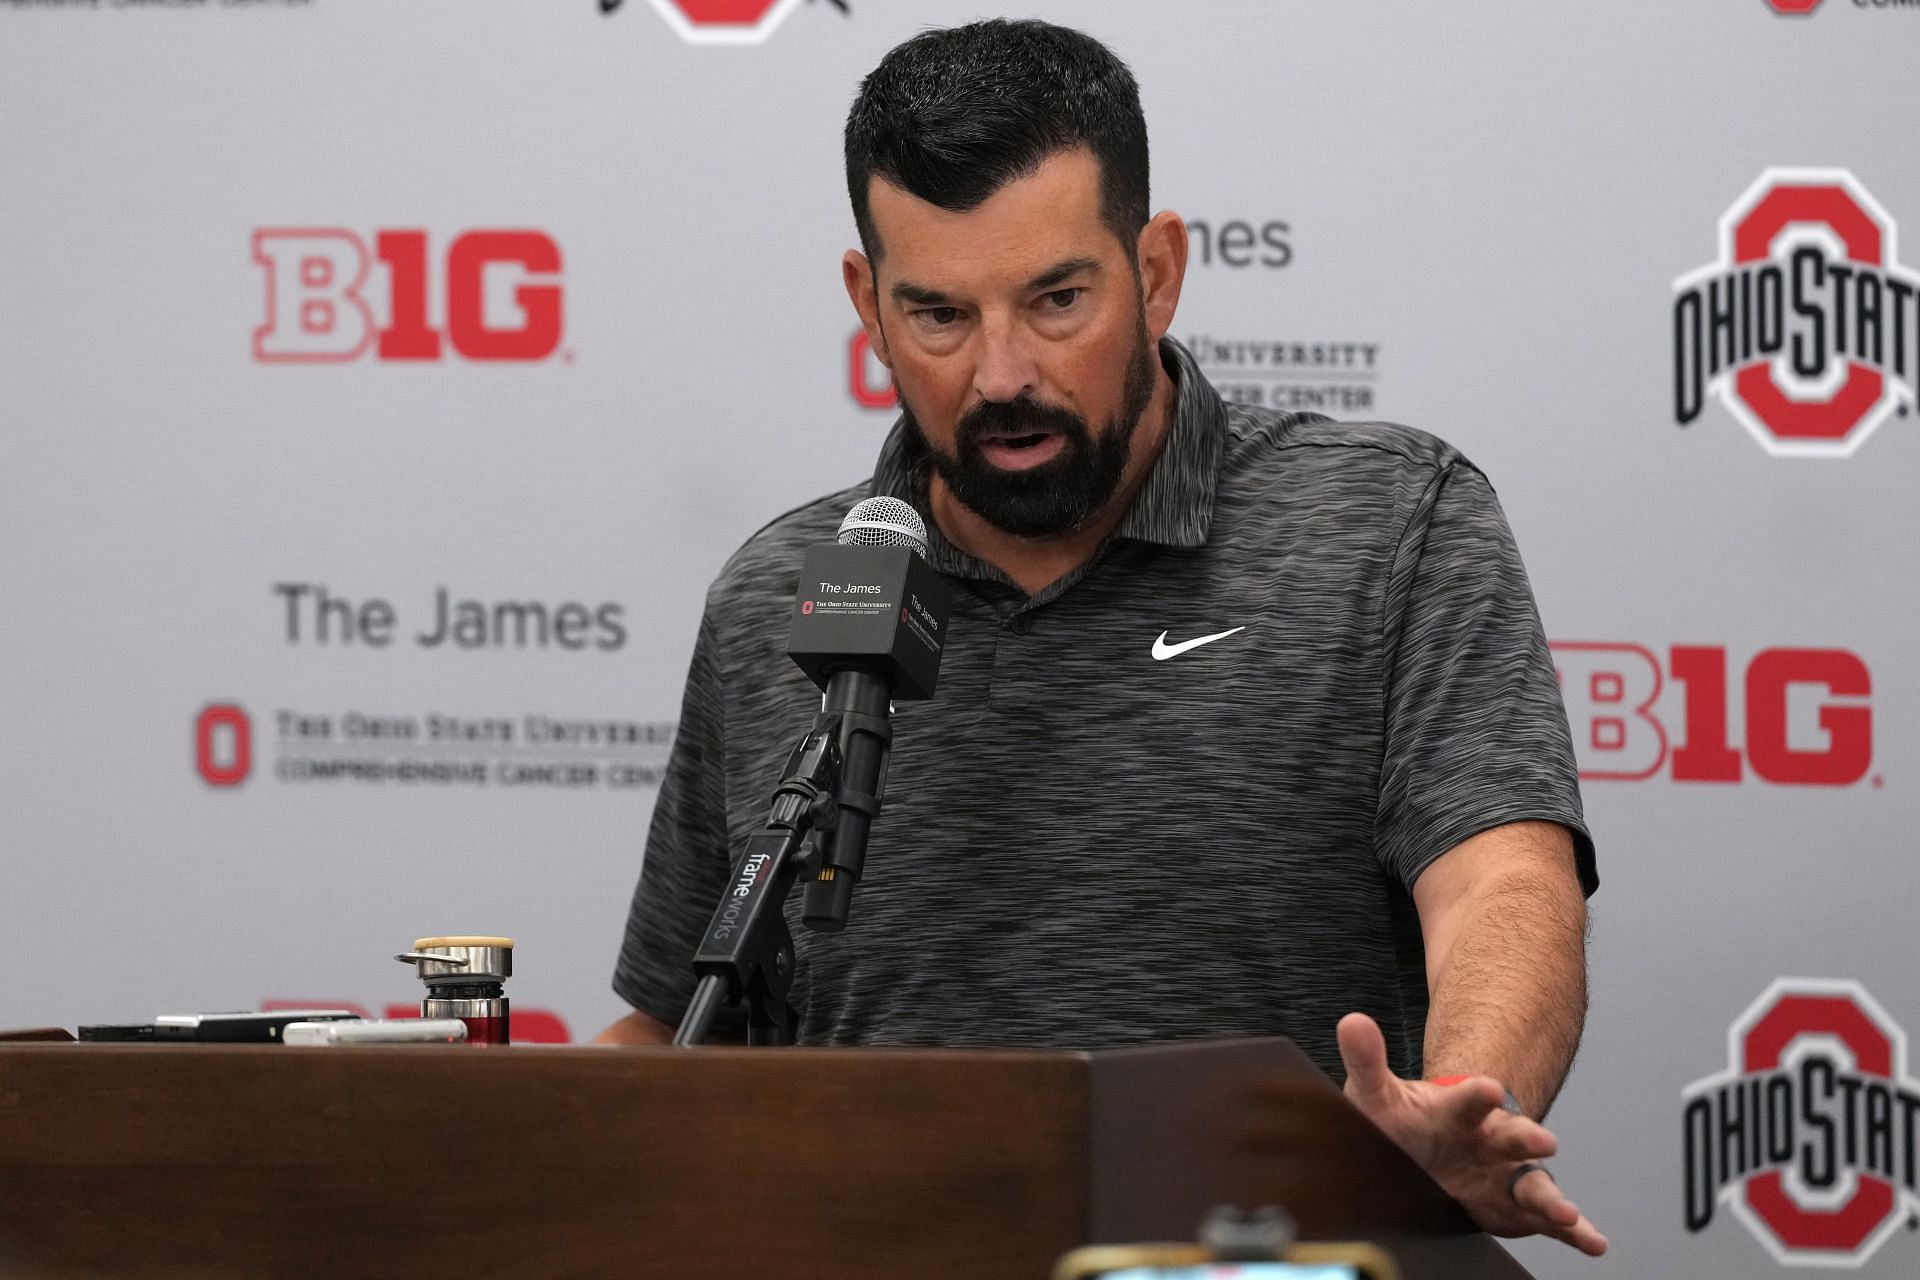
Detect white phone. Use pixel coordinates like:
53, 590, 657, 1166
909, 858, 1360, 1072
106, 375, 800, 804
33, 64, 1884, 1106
281, 1018, 469, 1045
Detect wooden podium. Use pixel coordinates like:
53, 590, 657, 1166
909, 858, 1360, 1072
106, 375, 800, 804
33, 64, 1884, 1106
0, 1037, 1531, 1279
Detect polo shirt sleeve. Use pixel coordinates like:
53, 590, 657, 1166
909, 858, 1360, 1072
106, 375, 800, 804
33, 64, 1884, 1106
612, 608, 748, 1039
1373, 460, 1598, 896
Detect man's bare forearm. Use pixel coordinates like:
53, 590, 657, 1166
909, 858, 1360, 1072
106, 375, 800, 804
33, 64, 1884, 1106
592, 1008, 676, 1045
1417, 823, 1589, 1118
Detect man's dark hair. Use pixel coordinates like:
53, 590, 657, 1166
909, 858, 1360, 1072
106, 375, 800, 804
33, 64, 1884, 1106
844, 19, 1150, 263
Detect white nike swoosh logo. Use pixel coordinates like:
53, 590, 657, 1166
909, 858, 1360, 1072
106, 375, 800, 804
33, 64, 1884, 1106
1151, 626, 1247, 661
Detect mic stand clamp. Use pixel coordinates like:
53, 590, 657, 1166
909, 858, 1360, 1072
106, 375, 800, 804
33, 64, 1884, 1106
673, 715, 842, 1047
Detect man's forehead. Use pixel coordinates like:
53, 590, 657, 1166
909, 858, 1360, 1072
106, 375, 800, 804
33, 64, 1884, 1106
864, 149, 1119, 285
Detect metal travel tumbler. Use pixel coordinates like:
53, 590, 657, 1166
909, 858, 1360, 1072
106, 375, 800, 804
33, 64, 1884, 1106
394, 936, 513, 1044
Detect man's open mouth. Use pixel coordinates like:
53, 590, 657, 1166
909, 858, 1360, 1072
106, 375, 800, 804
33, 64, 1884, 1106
975, 429, 1070, 472
986, 431, 1054, 450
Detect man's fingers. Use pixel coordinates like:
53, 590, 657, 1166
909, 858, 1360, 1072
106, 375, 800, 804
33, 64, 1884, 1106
1512, 1169, 1573, 1221
1331, 1032, 1601, 1256
1553, 1215, 1609, 1257
1435, 1084, 1558, 1158
1436, 1076, 1506, 1128
1489, 1115, 1558, 1162
1539, 1210, 1607, 1257
1513, 1170, 1609, 1257
1335, 1012, 1395, 1103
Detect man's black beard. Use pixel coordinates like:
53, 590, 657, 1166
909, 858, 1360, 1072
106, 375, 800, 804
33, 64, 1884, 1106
904, 318, 1158, 539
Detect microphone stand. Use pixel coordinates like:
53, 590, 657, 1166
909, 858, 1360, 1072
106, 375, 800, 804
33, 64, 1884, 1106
672, 715, 843, 1047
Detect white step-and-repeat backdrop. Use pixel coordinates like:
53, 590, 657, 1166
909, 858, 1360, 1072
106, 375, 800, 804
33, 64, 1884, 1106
3, 2, 1916, 1275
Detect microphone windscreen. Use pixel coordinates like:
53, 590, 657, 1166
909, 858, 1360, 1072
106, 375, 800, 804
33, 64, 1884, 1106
837, 496, 928, 558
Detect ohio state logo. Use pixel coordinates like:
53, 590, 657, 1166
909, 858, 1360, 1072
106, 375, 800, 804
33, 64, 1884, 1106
602, 0, 846, 44
1683, 980, 1920, 1266
253, 229, 564, 363
849, 329, 896, 410
195, 703, 252, 788
1673, 169, 1916, 457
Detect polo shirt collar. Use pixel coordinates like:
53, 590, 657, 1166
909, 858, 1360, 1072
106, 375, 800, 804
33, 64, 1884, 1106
868, 337, 1226, 581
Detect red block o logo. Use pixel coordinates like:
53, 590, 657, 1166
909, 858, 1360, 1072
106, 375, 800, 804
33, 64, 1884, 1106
1730, 179, 1887, 447
1674, 169, 1908, 458
195, 703, 252, 788
648, 0, 801, 43
1767, 0, 1824, 13
849, 330, 898, 410
1693, 980, 1920, 1266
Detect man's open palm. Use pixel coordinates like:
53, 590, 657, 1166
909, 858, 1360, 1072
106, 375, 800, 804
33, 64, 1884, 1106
1336, 1013, 1608, 1256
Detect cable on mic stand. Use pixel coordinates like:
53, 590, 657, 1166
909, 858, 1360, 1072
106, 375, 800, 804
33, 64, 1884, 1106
801, 668, 893, 933
673, 716, 842, 1047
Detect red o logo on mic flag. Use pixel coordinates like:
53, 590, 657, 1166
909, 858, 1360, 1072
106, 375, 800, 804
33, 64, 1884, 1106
802, 601, 815, 614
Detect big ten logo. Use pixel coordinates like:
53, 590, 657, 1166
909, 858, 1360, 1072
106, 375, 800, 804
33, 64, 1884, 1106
195, 703, 252, 788
849, 329, 896, 410
252, 229, 565, 364
260, 999, 573, 1043
1550, 643, 1873, 786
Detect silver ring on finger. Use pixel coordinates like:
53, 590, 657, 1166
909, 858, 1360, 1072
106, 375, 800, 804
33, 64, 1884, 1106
1508, 1160, 1554, 1202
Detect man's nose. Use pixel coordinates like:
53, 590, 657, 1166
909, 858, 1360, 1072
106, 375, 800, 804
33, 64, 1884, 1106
972, 315, 1039, 404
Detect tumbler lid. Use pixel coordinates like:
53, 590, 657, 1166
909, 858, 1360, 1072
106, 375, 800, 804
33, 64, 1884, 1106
397, 937, 514, 983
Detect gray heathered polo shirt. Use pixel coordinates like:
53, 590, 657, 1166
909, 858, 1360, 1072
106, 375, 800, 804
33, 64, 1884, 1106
615, 338, 1596, 1080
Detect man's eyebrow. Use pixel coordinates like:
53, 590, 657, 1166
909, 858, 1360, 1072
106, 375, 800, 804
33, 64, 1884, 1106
1026, 257, 1103, 291
887, 257, 1105, 307
889, 281, 952, 307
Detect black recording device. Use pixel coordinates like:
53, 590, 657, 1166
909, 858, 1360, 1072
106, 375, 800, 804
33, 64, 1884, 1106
77, 1011, 361, 1043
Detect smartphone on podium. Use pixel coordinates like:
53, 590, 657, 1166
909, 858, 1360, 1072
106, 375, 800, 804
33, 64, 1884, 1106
1059, 1266, 1390, 1280
1052, 1243, 1399, 1280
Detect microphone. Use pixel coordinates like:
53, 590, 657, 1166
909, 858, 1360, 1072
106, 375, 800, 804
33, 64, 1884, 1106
787, 497, 951, 933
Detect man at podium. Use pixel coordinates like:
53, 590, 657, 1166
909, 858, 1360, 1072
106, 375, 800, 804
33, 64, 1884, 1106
599, 18, 1605, 1259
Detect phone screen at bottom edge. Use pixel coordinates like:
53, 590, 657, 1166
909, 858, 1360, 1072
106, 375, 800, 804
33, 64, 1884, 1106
1100, 1267, 1362, 1280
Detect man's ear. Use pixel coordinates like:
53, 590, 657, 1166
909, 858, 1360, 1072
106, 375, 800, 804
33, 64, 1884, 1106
1135, 211, 1188, 344
843, 249, 890, 367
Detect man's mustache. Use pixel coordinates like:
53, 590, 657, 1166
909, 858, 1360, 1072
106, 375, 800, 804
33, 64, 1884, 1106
956, 397, 1089, 447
